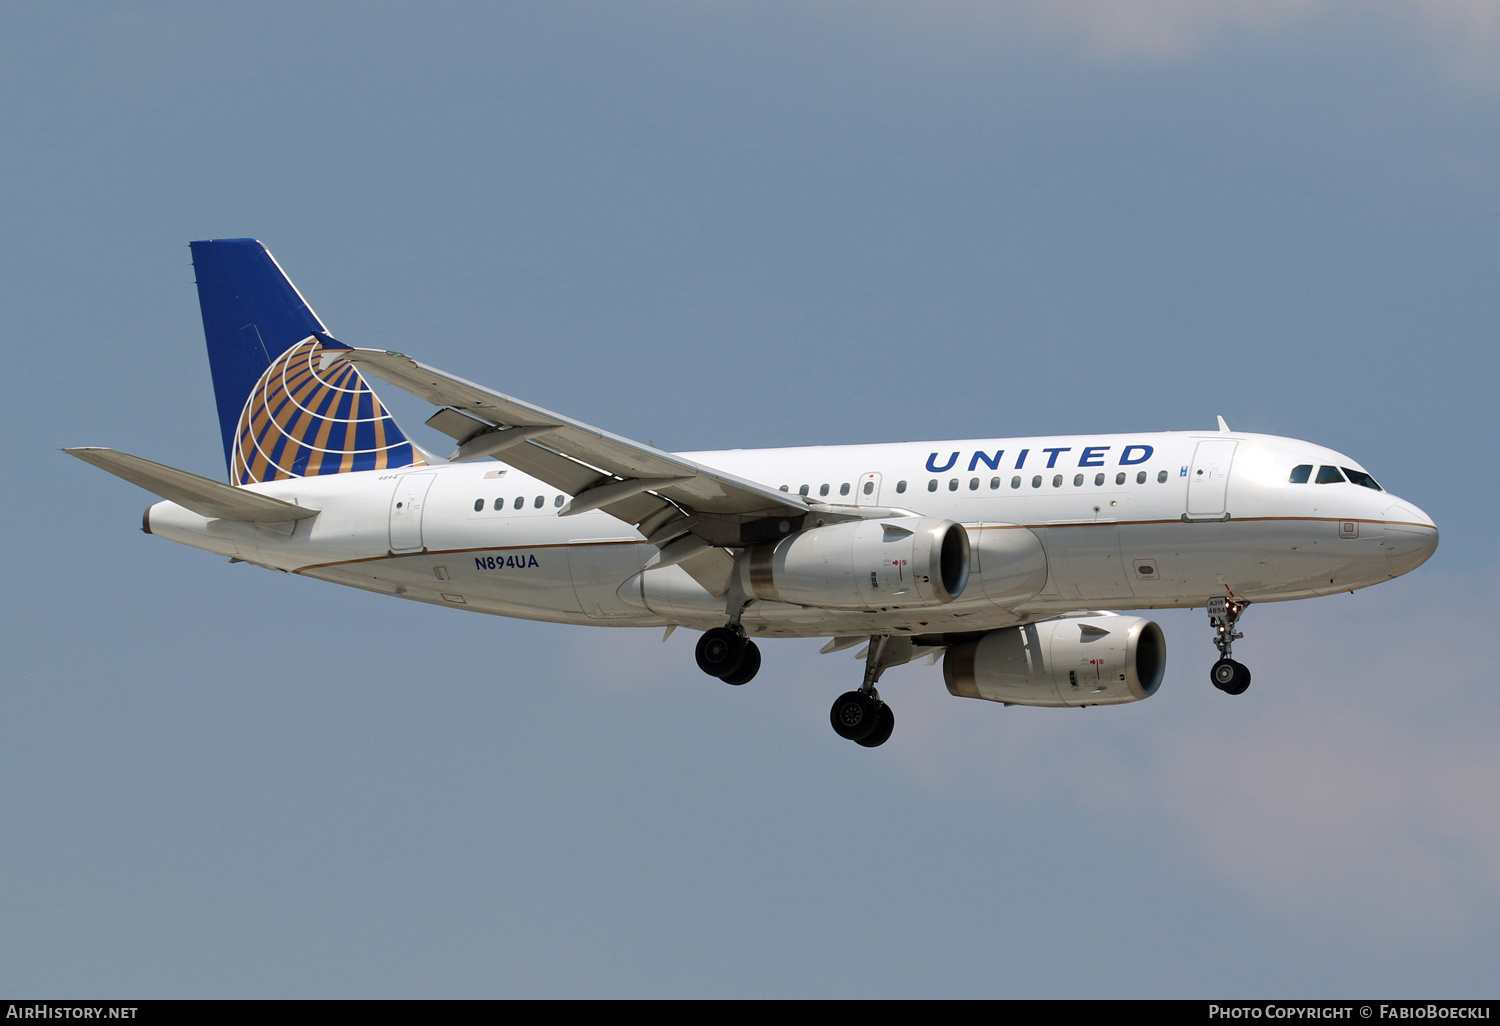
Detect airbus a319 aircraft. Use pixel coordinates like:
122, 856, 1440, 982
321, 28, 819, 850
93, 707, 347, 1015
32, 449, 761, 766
68, 240, 1439, 748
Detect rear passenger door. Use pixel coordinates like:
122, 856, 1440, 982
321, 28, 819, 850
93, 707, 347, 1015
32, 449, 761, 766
389, 472, 437, 553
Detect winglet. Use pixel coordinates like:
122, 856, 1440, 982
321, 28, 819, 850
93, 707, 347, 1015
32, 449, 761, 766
1217, 415, 1231, 432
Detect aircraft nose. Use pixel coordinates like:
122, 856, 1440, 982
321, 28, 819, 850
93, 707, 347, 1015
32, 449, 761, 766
1383, 501, 1439, 577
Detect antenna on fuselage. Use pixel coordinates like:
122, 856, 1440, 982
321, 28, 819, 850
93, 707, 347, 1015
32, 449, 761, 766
1216, 415, 1232, 432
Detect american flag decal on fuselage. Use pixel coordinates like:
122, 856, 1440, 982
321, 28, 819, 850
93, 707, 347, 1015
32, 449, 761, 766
232, 336, 421, 484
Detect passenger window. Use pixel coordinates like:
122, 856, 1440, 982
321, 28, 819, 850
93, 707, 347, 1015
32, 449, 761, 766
1073, 474, 1084, 487
1115, 472, 1126, 485
1316, 466, 1345, 484
990, 477, 1001, 490
1136, 471, 1147, 484
928, 480, 938, 492
1288, 465, 1312, 484
1051, 474, 1062, 488
799, 485, 810, 496
513, 496, 524, 510
554, 495, 564, 507
494, 498, 504, 511
1094, 473, 1104, 486
1157, 470, 1168, 483
819, 484, 830, 497
969, 477, 979, 490
474, 499, 484, 512
896, 480, 907, 494
534, 495, 545, 508
1031, 476, 1042, 489
779, 485, 789, 492
1011, 476, 1021, 489
1342, 468, 1382, 491
949, 478, 959, 491
839, 483, 850, 496
863, 481, 874, 495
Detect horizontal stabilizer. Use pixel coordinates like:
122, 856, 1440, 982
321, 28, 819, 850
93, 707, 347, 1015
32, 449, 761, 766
63, 447, 319, 523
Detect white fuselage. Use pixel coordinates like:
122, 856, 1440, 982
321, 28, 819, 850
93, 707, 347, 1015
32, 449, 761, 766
144, 430, 1438, 638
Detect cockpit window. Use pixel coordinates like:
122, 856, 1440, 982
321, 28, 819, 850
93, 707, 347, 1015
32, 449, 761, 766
1315, 465, 1346, 484
1289, 464, 1312, 484
1342, 468, 1382, 491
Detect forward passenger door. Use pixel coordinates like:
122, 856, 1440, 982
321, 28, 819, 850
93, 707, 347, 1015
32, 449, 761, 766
1186, 440, 1237, 518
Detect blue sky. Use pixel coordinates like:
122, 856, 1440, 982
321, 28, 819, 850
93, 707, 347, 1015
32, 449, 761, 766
3, 2, 1498, 997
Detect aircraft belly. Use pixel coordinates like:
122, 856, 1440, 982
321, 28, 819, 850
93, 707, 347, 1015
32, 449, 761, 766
567, 541, 654, 619
300, 550, 592, 618
1103, 519, 1393, 605
1039, 523, 1134, 602
967, 524, 1049, 607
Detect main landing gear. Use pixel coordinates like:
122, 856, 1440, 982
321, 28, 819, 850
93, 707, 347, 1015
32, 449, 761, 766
694, 580, 763, 686
691, 628, 901, 747
829, 636, 901, 748
1207, 596, 1251, 695
695, 626, 761, 686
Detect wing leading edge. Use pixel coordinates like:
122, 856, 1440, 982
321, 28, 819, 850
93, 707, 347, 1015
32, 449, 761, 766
343, 349, 817, 595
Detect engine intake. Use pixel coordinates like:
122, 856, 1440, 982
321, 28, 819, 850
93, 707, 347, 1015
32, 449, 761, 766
943, 615, 1165, 707
744, 517, 969, 610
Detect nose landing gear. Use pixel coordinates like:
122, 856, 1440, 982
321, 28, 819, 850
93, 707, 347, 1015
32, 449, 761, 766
1207, 596, 1251, 695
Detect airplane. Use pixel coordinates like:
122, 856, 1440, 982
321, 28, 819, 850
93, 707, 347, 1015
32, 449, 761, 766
66, 239, 1440, 748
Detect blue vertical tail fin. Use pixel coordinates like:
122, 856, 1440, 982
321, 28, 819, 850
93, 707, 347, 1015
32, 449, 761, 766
190, 238, 421, 484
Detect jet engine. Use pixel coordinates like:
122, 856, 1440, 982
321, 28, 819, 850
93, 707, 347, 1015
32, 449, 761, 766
943, 614, 1165, 707
743, 517, 969, 610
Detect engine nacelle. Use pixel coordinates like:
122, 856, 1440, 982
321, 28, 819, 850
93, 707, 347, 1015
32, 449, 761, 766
943, 615, 1165, 707
743, 517, 970, 610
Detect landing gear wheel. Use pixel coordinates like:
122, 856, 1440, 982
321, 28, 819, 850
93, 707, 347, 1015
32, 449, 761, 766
719, 640, 760, 686
830, 691, 882, 742
854, 703, 895, 748
695, 627, 746, 679
1211, 658, 1251, 695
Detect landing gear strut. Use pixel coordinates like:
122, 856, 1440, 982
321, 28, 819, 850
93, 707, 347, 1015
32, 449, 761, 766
694, 578, 761, 685
1207, 596, 1251, 695
829, 636, 902, 747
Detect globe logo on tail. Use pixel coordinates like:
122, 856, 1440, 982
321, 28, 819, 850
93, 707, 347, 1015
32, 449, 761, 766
232, 337, 420, 484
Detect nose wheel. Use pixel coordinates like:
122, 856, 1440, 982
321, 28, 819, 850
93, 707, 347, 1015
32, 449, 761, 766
1207, 597, 1251, 695
1211, 658, 1251, 695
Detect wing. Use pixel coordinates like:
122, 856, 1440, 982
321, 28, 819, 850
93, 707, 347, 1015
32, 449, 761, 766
343, 349, 821, 595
